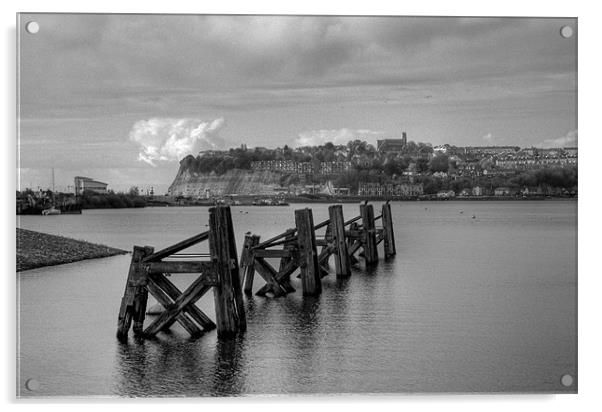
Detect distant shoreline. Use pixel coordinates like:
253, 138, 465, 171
16, 228, 127, 272
142, 195, 577, 207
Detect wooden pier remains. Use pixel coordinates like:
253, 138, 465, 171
116, 205, 246, 341
116, 201, 396, 341
240, 202, 396, 297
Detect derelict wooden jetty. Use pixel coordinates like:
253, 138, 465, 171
240, 202, 396, 297
116, 202, 395, 341
116, 205, 246, 342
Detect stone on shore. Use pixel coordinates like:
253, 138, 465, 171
16, 228, 127, 272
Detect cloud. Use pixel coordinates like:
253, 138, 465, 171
294, 128, 385, 147
20, 15, 577, 120
482, 132, 493, 142
129, 117, 227, 166
540, 130, 578, 148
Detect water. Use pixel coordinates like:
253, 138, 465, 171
16, 201, 577, 396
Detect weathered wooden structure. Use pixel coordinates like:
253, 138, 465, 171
240, 202, 396, 297
116, 202, 396, 342
116, 205, 246, 341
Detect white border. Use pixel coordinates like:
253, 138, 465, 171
3, 0, 601, 410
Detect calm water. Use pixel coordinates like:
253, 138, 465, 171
17, 201, 577, 397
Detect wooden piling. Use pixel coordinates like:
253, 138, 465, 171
347, 221, 360, 265
381, 202, 396, 258
360, 204, 378, 265
295, 208, 322, 296
222, 206, 247, 332
328, 205, 351, 277
241, 233, 259, 295
209, 206, 246, 337
116, 245, 153, 341
278, 230, 297, 293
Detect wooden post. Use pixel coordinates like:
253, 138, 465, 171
222, 206, 247, 332
116, 245, 153, 341
209, 206, 246, 338
360, 204, 378, 265
381, 202, 396, 258
295, 208, 322, 296
348, 221, 360, 265
241, 233, 259, 295
278, 230, 297, 293
328, 205, 351, 277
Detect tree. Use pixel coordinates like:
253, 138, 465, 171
128, 186, 140, 196
429, 154, 449, 173
405, 141, 418, 154
416, 158, 430, 173
421, 176, 443, 194
383, 158, 409, 176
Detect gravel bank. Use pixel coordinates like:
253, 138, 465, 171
17, 228, 127, 272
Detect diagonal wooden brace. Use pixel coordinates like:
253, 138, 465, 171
256, 257, 299, 296
147, 271, 216, 332
146, 277, 203, 336
143, 273, 213, 337
253, 257, 289, 297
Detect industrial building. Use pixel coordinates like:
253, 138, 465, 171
74, 176, 108, 195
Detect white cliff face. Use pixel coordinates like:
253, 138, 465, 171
168, 168, 285, 197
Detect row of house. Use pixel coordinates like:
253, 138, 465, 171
443, 186, 570, 198
250, 160, 352, 175
357, 182, 424, 197
495, 155, 577, 170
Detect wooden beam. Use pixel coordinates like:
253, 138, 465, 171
329, 205, 351, 277
252, 249, 294, 258
313, 218, 331, 231
348, 239, 362, 256
143, 274, 212, 336
381, 202, 396, 258
251, 228, 297, 250
209, 206, 246, 337
253, 257, 288, 297
295, 208, 322, 296
344, 230, 364, 239
222, 206, 247, 333
145, 261, 214, 277
344, 215, 362, 226
142, 231, 209, 262
147, 272, 216, 331
241, 233, 259, 295
360, 204, 379, 264
116, 246, 154, 341
318, 247, 331, 266
256, 257, 298, 295
262, 235, 298, 249
146, 278, 202, 336
277, 231, 297, 293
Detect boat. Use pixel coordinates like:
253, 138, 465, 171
41, 168, 62, 216
251, 197, 289, 206
42, 206, 61, 216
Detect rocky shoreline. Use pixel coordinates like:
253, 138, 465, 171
16, 228, 127, 272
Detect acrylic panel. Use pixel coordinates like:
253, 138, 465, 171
16, 13, 577, 397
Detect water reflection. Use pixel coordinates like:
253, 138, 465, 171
18, 201, 577, 396
211, 337, 247, 396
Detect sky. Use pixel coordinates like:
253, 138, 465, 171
17, 14, 577, 193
